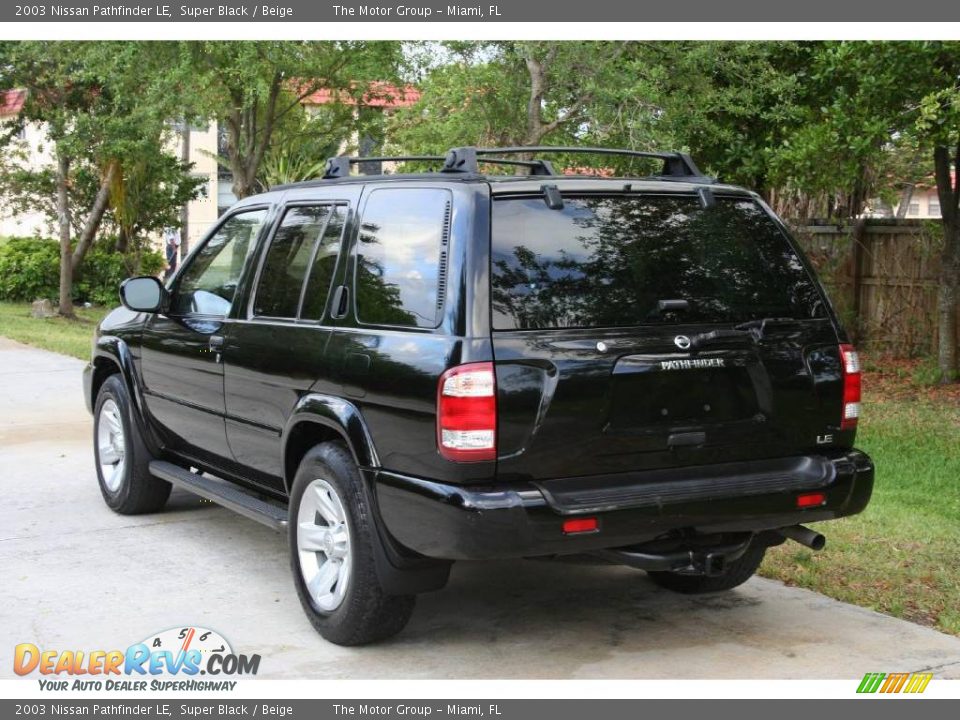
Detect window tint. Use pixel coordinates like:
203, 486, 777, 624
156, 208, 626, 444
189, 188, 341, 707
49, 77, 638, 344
172, 209, 267, 316
300, 205, 347, 321
254, 205, 332, 318
491, 196, 824, 330
355, 188, 450, 328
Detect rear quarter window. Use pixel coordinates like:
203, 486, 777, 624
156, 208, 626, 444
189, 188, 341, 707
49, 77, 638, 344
491, 194, 824, 330
354, 187, 451, 328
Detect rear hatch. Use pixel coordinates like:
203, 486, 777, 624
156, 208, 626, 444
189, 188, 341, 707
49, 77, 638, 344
490, 187, 846, 482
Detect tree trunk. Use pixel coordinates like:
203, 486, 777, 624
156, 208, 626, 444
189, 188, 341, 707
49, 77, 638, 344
115, 226, 129, 254
227, 74, 282, 199
56, 151, 74, 318
71, 162, 118, 281
896, 184, 915, 219
523, 53, 547, 146
180, 122, 191, 255
937, 243, 959, 382
933, 143, 960, 383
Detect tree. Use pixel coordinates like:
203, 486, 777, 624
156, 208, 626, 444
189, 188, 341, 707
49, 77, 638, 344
0, 41, 188, 316
776, 42, 960, 381
106, 144, 205, 254
254, 97, 353, 189
182, 41, 403, 199
390, 42, 638, 166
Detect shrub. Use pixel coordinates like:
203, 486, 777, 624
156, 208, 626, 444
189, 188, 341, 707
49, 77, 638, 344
0, 237, 61, 302
0, 236, 165, 305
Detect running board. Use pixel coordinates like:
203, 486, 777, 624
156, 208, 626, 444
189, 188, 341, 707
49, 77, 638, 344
149, 460, 288, 531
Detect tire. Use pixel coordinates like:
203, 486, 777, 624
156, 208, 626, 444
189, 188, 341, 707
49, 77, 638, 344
289, 442, 415, 646
94, 374, 171, 514
646, 540, 767, 594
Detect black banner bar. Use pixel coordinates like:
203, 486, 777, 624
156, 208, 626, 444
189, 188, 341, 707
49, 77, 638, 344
1, 700, 958, 720
3, 0, 960, 22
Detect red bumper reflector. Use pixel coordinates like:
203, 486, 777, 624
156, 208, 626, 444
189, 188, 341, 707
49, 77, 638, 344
562, 517, 599, 535
796, 492, 826, 508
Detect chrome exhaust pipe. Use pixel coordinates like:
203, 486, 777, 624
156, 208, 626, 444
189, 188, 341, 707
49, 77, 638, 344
779, 525, 826, 551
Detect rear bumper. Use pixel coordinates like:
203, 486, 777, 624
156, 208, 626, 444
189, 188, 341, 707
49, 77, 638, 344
373, 449, 874, 560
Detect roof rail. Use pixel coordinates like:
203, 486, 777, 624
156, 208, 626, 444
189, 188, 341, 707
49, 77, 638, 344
320, 146, 706, 181
321, 151, 556, 179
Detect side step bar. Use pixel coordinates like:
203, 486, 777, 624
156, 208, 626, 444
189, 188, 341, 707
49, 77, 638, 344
149, 460, 288, 531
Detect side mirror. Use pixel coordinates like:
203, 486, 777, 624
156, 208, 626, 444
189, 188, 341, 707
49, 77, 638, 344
119, 276, 165, 313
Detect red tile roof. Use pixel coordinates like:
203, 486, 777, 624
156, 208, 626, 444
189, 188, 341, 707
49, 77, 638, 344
301, 83, 420, 109
0, 89, 26, 116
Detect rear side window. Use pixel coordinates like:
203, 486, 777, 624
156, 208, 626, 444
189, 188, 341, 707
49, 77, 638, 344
300, 205, 347, 321
355, 188, 451, 328
254, 205, 337, 319
491, 195, 824, 330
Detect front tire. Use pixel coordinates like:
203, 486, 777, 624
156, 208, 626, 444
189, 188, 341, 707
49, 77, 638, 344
289, 443, 415, 646
646, 540, 767, 594
94, 375, 170, 514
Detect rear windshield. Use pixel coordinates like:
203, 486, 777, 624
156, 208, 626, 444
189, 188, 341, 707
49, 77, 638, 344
491, 195, 825, 330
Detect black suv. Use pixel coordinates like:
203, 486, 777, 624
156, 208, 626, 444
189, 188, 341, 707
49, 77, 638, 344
84, 146, 874, 645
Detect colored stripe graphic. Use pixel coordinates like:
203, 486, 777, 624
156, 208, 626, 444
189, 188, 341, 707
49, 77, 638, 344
881, 673, 909, 693
905, 673, 933, 694
857, 673, 885, 693
857, 672, 932, 694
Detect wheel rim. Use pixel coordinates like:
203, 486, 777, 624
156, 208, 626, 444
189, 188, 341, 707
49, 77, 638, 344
297, 479, 352, 613
96, 398, 126, 493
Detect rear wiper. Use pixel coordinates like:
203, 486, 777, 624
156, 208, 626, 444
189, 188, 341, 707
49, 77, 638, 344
688, 317, 800, 350
734, 316, 802, 341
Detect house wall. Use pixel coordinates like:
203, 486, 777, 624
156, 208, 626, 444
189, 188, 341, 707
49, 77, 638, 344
0, 116, 224, 253
895, 187, 942, 219
0, 120, 56, 238
176, 122, 222, 251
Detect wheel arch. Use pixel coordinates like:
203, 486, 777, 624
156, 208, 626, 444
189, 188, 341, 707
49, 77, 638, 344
281, 395, 449, 595
90, 337, 161, 456
281, 394, 380, 495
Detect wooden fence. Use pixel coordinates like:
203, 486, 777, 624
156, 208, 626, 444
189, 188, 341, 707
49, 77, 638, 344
793, 220, 955, 357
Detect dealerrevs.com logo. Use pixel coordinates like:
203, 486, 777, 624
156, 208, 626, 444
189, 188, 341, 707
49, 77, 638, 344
14, 626, 260, 692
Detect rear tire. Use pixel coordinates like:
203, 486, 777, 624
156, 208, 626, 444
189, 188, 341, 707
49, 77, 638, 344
289, 442, 415, 646
94, 374, 171, 514
646, 540, 766, 594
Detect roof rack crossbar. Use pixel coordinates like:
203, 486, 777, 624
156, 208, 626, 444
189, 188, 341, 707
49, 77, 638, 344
472, 146, 703, 178
323, 155, 445, 179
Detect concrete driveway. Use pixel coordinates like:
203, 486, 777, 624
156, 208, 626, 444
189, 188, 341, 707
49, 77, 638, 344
2, 336, 959, 679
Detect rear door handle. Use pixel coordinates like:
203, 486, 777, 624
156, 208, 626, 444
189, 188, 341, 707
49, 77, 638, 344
330, 285, 349, 320
209, 335, 224, 363
668, 431, 706, 448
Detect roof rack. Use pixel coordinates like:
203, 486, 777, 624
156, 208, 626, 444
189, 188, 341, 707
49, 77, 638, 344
321, 146, 706, 181
321, 152, 556, 179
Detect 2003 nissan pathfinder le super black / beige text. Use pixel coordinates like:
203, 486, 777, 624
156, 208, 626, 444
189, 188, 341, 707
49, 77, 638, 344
83, 146, 874, 645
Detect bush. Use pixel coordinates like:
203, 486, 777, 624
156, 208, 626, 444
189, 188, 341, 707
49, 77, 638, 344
0, 237, 61, 302
0, 236, 165, 306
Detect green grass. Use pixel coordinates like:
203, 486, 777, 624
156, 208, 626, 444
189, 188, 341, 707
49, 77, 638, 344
0, 301, 109, 360
761, 395, 960, 636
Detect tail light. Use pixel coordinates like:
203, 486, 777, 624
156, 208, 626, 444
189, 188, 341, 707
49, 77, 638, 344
839, 344, 861, 430
437, 362, 497, 462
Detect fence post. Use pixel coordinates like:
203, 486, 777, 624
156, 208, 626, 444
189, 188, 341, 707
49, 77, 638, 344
850, 219, 867, 344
